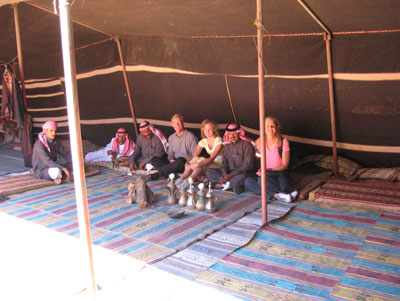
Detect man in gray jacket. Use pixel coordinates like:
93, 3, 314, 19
32, 120, 72, 184
206, 123, 255, 194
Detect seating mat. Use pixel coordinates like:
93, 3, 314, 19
314, 179, 400, 213
0, 165, 100, 196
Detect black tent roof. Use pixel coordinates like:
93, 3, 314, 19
1, 1, 400, 167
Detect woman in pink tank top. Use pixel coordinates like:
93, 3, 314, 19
245, 116, 297, 202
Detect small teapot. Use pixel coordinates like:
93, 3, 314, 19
196, 182, 206, 211
205, 182, 217, 213
166, 173, 178, 205
186, 177, 196, 209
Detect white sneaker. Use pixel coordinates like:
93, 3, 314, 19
290, 190, 298, 201
276, 193, 292, 203
145, 163, 154, 171
222, 181, 231, 191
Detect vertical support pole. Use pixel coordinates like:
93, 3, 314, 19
256, 0, 267, 225
58, 1, 97, 299
115, 37, 139, 137
224, 75, 238, 124
325, 34, 338, 175
12, 3, 28, 109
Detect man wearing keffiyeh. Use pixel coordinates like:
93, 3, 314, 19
129, 121, 168, 170
84, 128, 135, 163
32, 120, 72, 184
206, 123, 255, 194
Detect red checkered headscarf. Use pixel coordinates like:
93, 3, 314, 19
111, 128, 135, 156
38, 120, 58, 152
223, 123, 255, 147
139, 121, 169, 152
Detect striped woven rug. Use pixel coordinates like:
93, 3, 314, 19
0, 168, 264, 264
314, 179, 400, 213
194, 200, 400, 300
154, 201, 296, 279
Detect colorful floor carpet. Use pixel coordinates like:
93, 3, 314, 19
0, 165, 100, 196
0, 168, 269, 264
315, 179, 400, 213
194, 200, 400, 300
154, 201, 296, 279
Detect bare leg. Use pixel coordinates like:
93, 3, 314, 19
190, 167, 204, 182
180, 165, 194, 180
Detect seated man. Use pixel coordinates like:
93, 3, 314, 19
129, 121, 168, 171
32, 120, 72, 184
149, 114, 198, 180
206, 123, 255, 194
84, 128, 135, 163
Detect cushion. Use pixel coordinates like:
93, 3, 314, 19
295, 178, 326, 200
315, 155, 362, 179
291, 154, 325, 169
354, 167, 400, 182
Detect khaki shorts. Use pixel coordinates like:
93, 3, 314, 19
189, 156, 221, 175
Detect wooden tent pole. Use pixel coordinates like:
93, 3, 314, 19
58, 0, 97, 299
12, 3, 27, 109
224, 75, 238, 123
115, 37, 139, 137
256, 0, 267, 225
296, 0, 338, 175
325, 34, 338, 175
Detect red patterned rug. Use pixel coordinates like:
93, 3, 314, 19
314, 179, 400, 213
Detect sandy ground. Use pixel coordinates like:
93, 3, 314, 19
0, 212, 237, 301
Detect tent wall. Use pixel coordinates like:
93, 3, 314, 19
1, 2, 399, 168
13, 61, 398, 167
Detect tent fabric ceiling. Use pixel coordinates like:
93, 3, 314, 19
1, 1, 399, 75
1, 1, 400, 167
30, 0, 400, 37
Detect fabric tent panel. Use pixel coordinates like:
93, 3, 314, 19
122, 35, 326, 75
306, 0, 400, 32
334, 80, 400, 146
30, 0, 400, 36
28, 95, 67, 111
1, 3, 110, 61
23, 39, 117, 79
332, 32, 400, 73
128, 72, 235, 124
77, 70, 129, 120
229, 77, 332, 139
0, 5, 17, 62
25, 84, 64, 97
0, 3, 115, 78
31, 0, 322, 37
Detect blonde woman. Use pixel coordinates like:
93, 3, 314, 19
176, 119, 223, 184
245, 116, 297, 202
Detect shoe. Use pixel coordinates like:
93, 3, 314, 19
222, 181, 230, 191
145, 163, 154, 171
290, 190, 298, 201
276, 193, 292, 203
